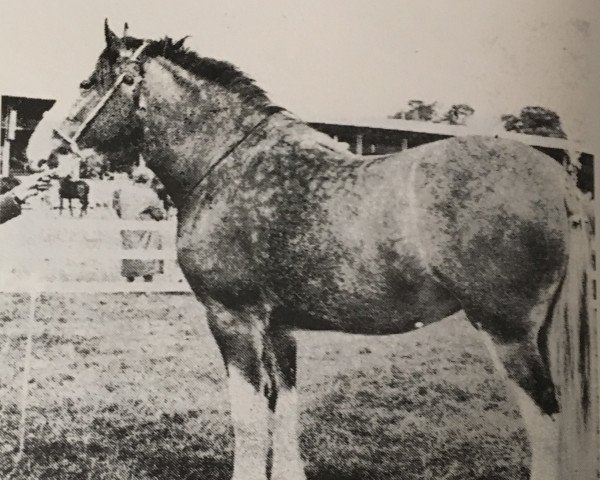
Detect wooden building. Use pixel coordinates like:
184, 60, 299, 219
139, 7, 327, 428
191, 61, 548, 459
0, 95, 55, 176
0, 97, 594, 195
309, 117, 594, 194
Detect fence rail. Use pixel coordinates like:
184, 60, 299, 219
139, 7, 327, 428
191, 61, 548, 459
18, 217, 178, 232
16, 248, 179, 261
0, 215, 189, 294
0, 281, 192, 294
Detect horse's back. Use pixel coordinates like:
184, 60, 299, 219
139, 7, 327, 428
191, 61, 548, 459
177, 132, 571, 335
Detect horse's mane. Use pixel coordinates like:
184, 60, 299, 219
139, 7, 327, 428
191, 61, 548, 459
123, 36, 276, 110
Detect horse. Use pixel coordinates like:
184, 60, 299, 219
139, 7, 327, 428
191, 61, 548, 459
27, 22, 597, 480
58, 174, 89, 216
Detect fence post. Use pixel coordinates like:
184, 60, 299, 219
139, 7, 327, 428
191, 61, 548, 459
0, 103, 13, 178
594, 149, 600, 478
355, 134, 363, 155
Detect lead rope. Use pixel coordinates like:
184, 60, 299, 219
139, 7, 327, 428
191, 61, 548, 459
7, 285, 39, 479
187, 112, 279, 198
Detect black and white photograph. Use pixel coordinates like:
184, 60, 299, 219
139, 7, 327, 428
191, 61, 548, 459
0, 1, 598, 479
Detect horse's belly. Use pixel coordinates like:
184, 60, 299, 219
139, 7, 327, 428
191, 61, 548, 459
279, 282, 461, 334
269, 240, 462, 334
177, 241, 461, 335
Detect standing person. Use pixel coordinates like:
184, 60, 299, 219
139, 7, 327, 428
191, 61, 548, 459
112, 168, 166, 282
0, 174, 50, 224
150, 176, 176, 219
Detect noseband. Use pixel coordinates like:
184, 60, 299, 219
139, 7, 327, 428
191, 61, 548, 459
53, 40, 281, 196
54, 41, 150, 156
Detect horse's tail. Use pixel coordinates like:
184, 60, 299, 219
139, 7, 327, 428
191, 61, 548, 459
546, 193, 598, 478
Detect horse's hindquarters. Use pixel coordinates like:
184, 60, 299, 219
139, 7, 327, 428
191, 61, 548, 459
411, 137, 568, 328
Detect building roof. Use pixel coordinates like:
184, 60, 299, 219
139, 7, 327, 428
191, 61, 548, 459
306, 116, 593, 154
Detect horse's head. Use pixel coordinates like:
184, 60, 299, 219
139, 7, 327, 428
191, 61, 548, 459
28, 21, 282, 203
27, 20, 146, 173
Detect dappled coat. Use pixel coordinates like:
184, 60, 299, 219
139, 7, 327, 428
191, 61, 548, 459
112, 182, 166, 278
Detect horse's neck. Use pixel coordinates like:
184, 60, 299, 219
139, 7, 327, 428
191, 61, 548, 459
140, 57, 271, 208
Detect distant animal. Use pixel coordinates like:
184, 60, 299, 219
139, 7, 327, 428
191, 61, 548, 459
58, 175, 89, 216
28, 22, 597, 480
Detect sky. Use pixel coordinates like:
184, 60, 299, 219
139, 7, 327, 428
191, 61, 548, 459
1, 0, 598, 150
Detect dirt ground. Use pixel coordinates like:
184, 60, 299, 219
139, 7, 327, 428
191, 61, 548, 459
0, 292, 529, 480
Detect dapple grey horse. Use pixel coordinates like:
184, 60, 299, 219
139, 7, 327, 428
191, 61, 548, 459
27, 22, 596, 480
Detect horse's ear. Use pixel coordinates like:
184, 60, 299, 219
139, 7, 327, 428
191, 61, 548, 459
123, 22, 129, 38
104, 19, 123, 52
173, 36, 190, 50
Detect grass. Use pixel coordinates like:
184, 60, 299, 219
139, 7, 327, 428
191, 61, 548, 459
0, 292, 530, 479
0, 209, 530, 478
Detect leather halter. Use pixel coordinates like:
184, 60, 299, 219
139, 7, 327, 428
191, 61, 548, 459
54, 41, 150, 156
54, 40, 281, 195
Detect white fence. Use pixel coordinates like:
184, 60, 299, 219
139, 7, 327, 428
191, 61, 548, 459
0, 212, 192, 294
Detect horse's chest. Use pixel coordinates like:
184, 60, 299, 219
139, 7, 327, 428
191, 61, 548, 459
176, 204, 267, 301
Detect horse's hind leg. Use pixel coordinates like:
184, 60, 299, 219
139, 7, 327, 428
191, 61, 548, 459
471, 300, 559, 480
509, 378, 558, 480
266, 327, 306, 480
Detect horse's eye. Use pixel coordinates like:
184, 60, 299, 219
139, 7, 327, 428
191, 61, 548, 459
80, 80, 93, 90
122, 74, 135, 86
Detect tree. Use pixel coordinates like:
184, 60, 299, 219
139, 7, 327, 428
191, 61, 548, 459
390, 101, 474, 125
390, 100, 440, 121
439, 104, 475, 125
80, 150, 109, 178
501, 106, 567, 138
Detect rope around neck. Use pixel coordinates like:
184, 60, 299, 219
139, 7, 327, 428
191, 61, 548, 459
187, 111, 279, 198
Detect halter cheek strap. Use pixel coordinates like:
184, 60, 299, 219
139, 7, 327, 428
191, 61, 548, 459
55, 41, 150, 154
136, 91, 148, 116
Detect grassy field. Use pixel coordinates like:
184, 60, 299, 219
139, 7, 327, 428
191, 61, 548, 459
0, 292, 529, 479
0, 206, 530, 479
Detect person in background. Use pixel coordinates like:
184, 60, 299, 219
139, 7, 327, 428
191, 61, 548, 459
0, 174, 50, 224
112, 167, 166, 282
150, 176, 176, 219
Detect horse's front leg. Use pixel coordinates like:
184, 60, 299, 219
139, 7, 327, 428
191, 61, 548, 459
206, 300, 272, 480
267, 327, 306, 480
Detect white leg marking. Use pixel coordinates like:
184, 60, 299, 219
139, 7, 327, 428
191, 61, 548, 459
228, 366, 270, 480
479, 329, 558, 480
271, 387, 306, 480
